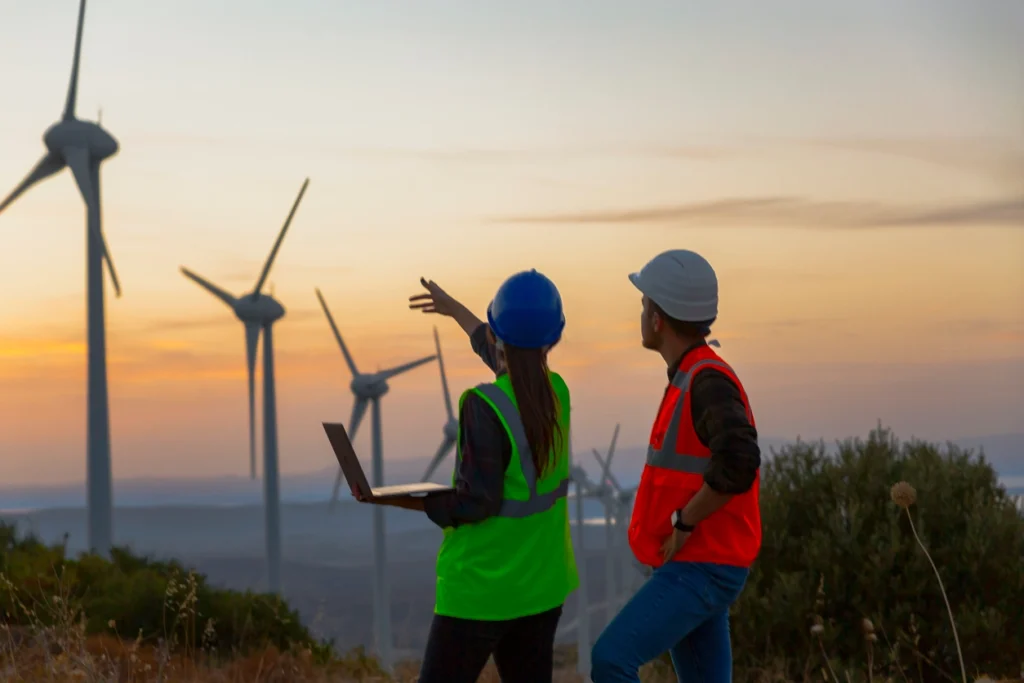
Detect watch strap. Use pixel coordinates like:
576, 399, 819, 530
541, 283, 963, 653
671, 509, 696, 532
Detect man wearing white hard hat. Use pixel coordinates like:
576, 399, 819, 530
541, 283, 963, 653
590, 250, 762, 683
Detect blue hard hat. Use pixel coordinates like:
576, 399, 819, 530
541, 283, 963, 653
486, 269, 565, 349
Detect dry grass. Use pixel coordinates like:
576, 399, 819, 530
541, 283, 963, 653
1, 630, 1021, 682
0, 637, 613, 682
1, 638, 1019, 683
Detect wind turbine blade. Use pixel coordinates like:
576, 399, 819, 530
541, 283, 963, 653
65, 147, 120, 297
349, 397, 369, 442
252, 177, 309, 298
607, 423, 620, 465
380, 354, 436, 381
89, 159, 121, 297
180, 267, 237, 308
434, 327, 454, 420
315, 288, 360, 376
0, 155, 64, 215
245, 322, 261, 479
422, 437, 456, 482
63, 0, 87, 120
592, 449, 623, 494
64, 147, 93, 204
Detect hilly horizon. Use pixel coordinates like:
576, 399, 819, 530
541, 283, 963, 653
2, 432, 1020, 511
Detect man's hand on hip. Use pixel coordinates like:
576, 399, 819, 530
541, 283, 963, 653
660, 528, 690, 564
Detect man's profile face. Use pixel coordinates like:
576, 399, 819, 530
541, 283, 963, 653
640, 295, 659, 350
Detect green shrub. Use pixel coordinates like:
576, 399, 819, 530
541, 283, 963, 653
0, 529, 315, 655
731, 425, 1024, 681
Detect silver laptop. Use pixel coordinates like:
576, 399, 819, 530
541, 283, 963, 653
322, 422, 453, 500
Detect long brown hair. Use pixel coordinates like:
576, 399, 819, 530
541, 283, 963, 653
503, 343, 563, 477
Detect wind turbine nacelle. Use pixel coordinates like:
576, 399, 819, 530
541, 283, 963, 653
234, 295, 285, 322
351, 374, 388, 399
44, 120, 118, 161
443, 419, 459, 442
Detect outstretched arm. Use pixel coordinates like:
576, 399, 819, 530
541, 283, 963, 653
410, 277, 499, 373
469, 323, 502, 375
448, 299, 485, 338
410, 277, 483, 337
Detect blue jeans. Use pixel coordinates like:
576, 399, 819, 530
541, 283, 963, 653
590, 561, 749, 683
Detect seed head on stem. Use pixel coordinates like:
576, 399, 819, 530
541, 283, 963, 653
890, 481, 966, 683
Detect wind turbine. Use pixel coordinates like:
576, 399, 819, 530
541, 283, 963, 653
314, 288, 436, 670
0, 0, 122, 557
180, 177, 310, 595
591, 423, 622, 625
569, 428, 593, 678
421, 327, 458, 482
592, 429, 639, 613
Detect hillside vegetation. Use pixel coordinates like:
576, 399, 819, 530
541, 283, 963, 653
1, 425, 1022, 682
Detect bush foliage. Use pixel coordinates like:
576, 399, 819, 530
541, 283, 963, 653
0, 530, 317, 656
730, 426, 1024, 681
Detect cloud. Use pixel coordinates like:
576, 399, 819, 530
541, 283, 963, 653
493, 195, 1024, 229
793, 136, 1024, 188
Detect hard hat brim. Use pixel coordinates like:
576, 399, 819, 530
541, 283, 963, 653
627, 271, 644, 293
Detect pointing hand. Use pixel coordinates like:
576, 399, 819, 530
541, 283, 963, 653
410, 277, 458, 318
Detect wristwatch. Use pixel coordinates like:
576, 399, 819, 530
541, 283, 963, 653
671, 509, 696, 533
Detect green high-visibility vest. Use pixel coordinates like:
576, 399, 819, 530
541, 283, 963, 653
434, 371, 579, 620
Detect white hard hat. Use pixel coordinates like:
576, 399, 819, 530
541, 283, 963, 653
628, 249, 718, 322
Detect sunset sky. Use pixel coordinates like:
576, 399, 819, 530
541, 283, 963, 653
1, 0, 1021, 486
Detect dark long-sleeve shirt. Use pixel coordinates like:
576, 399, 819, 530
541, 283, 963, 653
423, 324, 512, 529
669, 341, 761, 495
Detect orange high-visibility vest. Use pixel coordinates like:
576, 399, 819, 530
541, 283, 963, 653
628, 344, 761, 568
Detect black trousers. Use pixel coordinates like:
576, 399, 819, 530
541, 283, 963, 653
417, 605, 563, 683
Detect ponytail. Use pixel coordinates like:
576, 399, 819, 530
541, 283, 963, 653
503, 344, 562, 477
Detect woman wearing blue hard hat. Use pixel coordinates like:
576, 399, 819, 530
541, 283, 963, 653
394, 271, 579, 683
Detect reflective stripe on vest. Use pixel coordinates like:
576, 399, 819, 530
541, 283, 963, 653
472, 382, 571, 518
645, 359, 735, 474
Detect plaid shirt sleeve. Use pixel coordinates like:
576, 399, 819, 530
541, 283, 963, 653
689, 369, 762, 495
469, 323, 502, 374
423, 392, 511, 529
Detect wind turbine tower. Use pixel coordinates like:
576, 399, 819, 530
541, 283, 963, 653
570, 430, 593, 678
592, 430, 638, 613
0, 0, 122, 556
315, 289, 436, 669
180, 178, 310, 594
592, 423, 621, 625
422, 327, 458, 482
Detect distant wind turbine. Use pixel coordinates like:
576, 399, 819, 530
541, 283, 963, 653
0, 0, 122, 557
421, 327, 458, 482
569, 428, 593, 678
179, 177, 310, 594
592, 428, 639, 613
592, 423, 621, 625
315, 288, 436, 670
